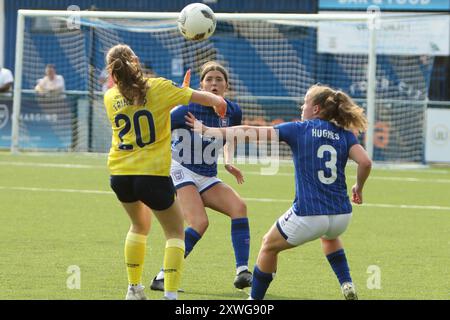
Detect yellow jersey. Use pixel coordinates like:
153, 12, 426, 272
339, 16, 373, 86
104, 77, 193, 176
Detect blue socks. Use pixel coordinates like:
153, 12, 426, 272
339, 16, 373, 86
326, 249, 352, 285
231, 218, 250, 268
250, 249, 351, 299
185, 218, 250, 267
250, 265, 274, 300
184, 227, 202, 258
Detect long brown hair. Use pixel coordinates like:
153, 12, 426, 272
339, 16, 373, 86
106, 44, 148, 106
307, 85, 368, 133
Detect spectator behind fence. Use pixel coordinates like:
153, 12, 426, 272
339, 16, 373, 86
35, 64, 65, 95
0, 66, 14, 93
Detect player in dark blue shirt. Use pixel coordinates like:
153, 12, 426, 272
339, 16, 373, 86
186, 84, 372, 300
151, 62, 252, 291
171, 93, 242, 178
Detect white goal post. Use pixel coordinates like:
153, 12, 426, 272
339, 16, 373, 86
11, 9, 434, 164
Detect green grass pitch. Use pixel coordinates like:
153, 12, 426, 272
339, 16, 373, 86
0, 152, 449, 300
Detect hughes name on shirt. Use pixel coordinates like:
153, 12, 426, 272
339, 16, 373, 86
312, 128, 340, 140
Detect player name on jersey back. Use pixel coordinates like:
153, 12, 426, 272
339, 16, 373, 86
311, 128, 340, 140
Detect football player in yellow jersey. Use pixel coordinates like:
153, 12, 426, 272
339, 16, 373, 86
104, 44, 226, 300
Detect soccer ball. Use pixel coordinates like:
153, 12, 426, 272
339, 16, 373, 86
178, 3, 216, 41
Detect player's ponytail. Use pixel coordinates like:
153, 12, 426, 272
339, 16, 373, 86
309, 84, 368, 133
106, 44, 148, 106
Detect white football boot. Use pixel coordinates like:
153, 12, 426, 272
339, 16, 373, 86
341, 282, 358, 300
125, 285, 148, 300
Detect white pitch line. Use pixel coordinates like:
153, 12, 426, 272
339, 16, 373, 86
1, 161, 450, 183
1, 163, 450, 184
360, 203, 450, 211
0, 161, 450, 184
1, 186, 449, 211
0, 161, 103, 169
0, 185, 113, 195
240, 172, 450, 184
243, 197, 450, 211
367, 176, 450, 183
0, 158, 449, 173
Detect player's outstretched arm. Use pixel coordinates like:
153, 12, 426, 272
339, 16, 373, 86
185, 112, 276, 142
190, 91, 227, 117
349, 144, 372, 204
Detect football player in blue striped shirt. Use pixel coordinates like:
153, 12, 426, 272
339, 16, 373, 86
151, 62, 252, 291
186, 84, 372, 300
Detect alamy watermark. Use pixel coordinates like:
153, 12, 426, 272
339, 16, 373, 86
173, 124, 282, 175
366, 265, 382, 290
66, 5, 81, 30
66, 265, 81, 289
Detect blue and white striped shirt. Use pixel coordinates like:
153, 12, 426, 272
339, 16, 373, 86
171, 99, 242, 177
275, 119, 359, 216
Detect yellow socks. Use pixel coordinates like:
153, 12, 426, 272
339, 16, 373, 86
124, 233, 184, 297
124, 232, 147, 286
164, 238, 185, 294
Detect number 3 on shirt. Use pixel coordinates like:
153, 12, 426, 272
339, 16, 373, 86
317, 144, 337, 184
114, 110, 156, 150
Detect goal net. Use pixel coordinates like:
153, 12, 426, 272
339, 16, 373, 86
10, 10, 439, 163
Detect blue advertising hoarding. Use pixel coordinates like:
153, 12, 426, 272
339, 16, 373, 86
319, 0, 450, 11
0, 95, 73, 150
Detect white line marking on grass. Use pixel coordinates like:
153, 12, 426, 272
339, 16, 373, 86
0, 161, 102, 169
350, 176, 450, 184
239, 171, 450, 184
392, 169, 449, 174
1, 186, 449, 211
360, 203, 450, 211
244, 197, 450, 210
0, 186, 113, 195
1, 161, 450, 183
244, 198, 450, 211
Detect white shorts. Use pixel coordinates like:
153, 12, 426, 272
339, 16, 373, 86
170, 160, 222, 194
276, 208, 352, 246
